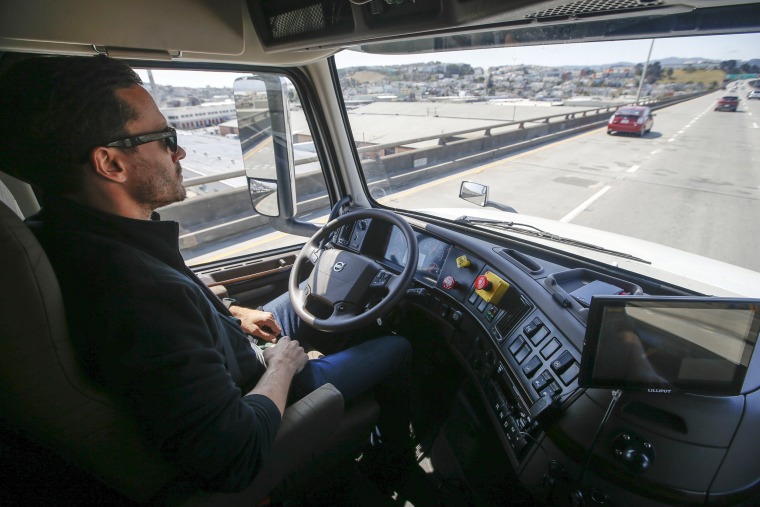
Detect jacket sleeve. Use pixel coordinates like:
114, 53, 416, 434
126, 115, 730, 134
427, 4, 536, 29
101, 272, 282, 492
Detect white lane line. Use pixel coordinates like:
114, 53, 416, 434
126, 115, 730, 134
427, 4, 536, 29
668, 138, 676, 142
678, 130, 685, 134
651, 149, 661, 155
626, 165, 640, 173
754, 123, 758, 129
560, 185, 612, 223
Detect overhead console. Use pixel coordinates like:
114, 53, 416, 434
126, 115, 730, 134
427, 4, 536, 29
245, 0, 760, 54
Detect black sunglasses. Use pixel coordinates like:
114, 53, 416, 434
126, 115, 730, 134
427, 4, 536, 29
105, 127, 178, 153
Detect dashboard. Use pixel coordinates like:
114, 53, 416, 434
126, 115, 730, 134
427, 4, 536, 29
333, 214, 760, 505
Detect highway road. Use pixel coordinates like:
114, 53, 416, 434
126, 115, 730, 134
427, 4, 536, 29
188, 89, 760, 274
379, 89, 760, 272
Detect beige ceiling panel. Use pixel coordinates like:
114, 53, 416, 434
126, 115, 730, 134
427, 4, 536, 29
0, 0, 244, 55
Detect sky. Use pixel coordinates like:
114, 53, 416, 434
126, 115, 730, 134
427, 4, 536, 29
334, 34, 760, 69
136, 33, 760, 88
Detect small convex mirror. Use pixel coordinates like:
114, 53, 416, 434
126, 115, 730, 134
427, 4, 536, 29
459, 181, 488, 207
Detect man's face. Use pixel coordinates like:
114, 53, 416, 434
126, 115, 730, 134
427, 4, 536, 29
116, 85, 187, 210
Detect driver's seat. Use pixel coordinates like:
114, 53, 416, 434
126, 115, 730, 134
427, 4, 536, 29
0, 190, 379, 505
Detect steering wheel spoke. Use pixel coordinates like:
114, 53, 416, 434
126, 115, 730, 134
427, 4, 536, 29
289, 208, 418, 332
305, 245, 323, 265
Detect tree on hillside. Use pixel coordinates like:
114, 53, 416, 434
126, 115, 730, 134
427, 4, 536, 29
720, 60, 738, 73
645, 61, 663, 84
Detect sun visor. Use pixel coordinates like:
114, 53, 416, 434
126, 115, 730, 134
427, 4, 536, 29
0, 0, 244, 56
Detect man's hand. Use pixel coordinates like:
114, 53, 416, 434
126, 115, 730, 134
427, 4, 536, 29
263, 336, 308, 375
251, 336, 308, 414
229, 306, 282, 343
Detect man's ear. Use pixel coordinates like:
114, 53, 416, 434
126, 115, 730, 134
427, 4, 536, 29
89, 146, 128, 183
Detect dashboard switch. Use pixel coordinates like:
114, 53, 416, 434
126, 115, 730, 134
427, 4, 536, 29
522, 356, 542, 378
442, 276, 458, 290
523, 317, 542, 337
474, 271, 510, 305
475, 275, 492, 291
456, 255, 471, 268
514, 345, 530, 364
529, 327, 550, 347
551, 350, 575, 374
508, 336, 525, 356
541, 338, 561, 359
532, 370, 552, 392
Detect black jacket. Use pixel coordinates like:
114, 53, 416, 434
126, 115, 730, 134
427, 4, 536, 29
26, 197, 281, 492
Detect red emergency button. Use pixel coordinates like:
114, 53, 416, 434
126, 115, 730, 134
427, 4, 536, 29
443, 276, 458, 290
474, 275, 492, 291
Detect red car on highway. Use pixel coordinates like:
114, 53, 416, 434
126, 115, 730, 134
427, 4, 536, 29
715, 95, 740, 111
607, 105, 654, 137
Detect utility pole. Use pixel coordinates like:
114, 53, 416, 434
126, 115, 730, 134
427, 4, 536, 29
636, 39, 655, 105
146, 69, 159, 101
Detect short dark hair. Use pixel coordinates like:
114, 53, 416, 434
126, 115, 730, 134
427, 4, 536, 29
0, 54, 143, 193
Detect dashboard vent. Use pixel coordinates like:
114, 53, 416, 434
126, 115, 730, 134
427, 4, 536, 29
525, 0, 665, 21
495, 294, 533, 340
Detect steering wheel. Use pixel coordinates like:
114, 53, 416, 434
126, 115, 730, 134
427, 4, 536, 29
289, 208, 418, 332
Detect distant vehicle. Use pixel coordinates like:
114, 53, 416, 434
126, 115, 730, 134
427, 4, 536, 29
748, 90, 760, 100
606, 105, 654, 137
716, 95, 740, 111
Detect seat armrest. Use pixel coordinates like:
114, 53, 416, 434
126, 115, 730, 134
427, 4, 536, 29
249, 383, 344, 496
175, 383, 344, 506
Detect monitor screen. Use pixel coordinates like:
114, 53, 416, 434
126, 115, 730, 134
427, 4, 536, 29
580, 297, 760, 395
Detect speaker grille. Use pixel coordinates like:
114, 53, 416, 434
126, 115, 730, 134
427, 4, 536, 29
261, 0, 353, 40
526, 0, 665, 20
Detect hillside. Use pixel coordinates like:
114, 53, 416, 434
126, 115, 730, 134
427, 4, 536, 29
661, 68, 725, 86
347, 70, 387, 83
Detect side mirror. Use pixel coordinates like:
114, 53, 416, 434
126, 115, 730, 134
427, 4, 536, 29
235, 74, 318, 236
459, 181, 488, 207
459, 181, 518, 213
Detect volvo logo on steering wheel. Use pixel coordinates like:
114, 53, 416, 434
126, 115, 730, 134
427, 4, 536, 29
333, 261, 346, 272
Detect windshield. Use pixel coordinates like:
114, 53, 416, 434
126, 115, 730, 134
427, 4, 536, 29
615, 108, 645, 115
335, 34, 760, 278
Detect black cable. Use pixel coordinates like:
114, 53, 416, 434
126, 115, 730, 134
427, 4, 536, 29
576, 389, 622, 488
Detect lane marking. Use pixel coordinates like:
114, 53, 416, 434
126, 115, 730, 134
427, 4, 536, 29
560, 185, 612, 223
626, 165, 640, 173
754, 123, 758, 129
650, 149, 661, 155
668, 138, 676, 142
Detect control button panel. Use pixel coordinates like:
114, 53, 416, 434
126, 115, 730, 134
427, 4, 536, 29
499, 310, 580, 407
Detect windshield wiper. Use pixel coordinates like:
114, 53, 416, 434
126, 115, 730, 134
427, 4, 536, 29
455, 216, 651, 264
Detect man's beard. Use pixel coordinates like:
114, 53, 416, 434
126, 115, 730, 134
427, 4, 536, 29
133, 158, 187, 210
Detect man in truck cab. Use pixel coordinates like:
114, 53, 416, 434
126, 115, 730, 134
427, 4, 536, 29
0, 54, 414, 495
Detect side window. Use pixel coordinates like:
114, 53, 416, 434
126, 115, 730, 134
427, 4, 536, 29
135, 68, 330, 266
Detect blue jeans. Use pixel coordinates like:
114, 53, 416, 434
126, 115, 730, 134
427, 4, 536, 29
263, 291, 412, 446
